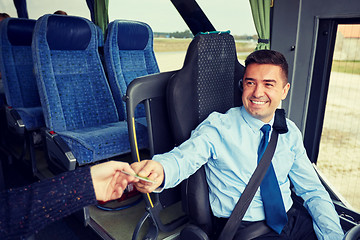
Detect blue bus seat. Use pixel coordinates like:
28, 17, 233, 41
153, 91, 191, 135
96, 25, 105, 66
96, 25, 104, 48
0, 18, 44, 131
0, 18, 45, 175
31, 14, 146, 171
104, 19, 159, 124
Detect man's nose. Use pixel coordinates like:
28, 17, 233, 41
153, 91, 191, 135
252, 84, 264, 97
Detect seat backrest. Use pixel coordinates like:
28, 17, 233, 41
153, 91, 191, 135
166, 31, 244, 236
32, 14, 119, 132
96, 25, 104, 48
104, 20, 159, 120
0, 18, 39, 108
168, 31, 244, 144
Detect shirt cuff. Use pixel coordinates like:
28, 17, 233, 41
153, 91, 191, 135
152, 153, 175, 190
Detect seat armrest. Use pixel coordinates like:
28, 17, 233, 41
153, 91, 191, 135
44, 129, 76, 172
344, 224, 360, 240
125, 70, 178, 117
125, 70, 178, 161
5, 106, 25, 134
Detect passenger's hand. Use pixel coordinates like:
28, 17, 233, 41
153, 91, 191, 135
131, 160, 164, 193
90, 161, 139, 202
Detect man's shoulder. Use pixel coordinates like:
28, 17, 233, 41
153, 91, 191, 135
207, 106, 241, 119
199, 107, 241, 128
284, 118, 300, 131
283, 117, 303, 141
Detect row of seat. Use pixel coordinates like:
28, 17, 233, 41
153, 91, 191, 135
0, 14, 159, 172
1, 14, 252, 239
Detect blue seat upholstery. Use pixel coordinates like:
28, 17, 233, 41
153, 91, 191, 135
104, 20, 159, 122
32, 15, 147, 166
96, 25, 104, 48
0, 79, 5, 107
0, 18, 45, 131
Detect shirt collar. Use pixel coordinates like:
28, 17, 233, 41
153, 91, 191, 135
240, 106, 275, 133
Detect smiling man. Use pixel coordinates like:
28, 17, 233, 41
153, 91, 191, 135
131, 50, 344, 240
242, 55, 290, 123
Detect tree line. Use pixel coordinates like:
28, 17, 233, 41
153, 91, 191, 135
154, 30, 257, 41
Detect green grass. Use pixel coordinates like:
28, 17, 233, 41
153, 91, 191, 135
154, 37, 256, 53
154, 38, 191, 52
331, 60, 360, 74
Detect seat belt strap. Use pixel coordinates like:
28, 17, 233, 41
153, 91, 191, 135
218, 129, 279, 240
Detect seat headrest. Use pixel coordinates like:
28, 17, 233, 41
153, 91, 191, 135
116, 21, 150, 50
7, 18, 36, 46
46, 15, 91, 50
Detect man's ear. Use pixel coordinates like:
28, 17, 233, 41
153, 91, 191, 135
238, 79, 243, 92
281, 83, 290, 100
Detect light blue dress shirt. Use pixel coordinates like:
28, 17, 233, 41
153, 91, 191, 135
153, 106, 344, 239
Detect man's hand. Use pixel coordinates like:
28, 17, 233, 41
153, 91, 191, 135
131, 160, 164, 193
90, 161, 139, 202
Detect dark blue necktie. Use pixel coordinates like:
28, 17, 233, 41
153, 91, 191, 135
258, 124, 288, 234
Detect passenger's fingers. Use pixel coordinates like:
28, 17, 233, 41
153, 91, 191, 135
118, 171, 139, 184
111, 178, 128, 200
121, 163, 137, 175
106, 171, 123, 201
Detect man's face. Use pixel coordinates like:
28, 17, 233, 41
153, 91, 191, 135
242, 63, 290, 123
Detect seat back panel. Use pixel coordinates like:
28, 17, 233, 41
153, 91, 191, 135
104, 20, 159, 120
0, 18, 40, 108
33, 15, 118, 132
166, 32, 244, 236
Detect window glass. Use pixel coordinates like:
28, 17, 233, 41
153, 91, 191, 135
109, 0, 190, 71
196, 0, 256, 36
196, 0, 257, 65
317, 24, 360, 212
1, 0, 90, 19
108, 0, 257, 71
1, 0, 257, 71
0, 1, 17, 18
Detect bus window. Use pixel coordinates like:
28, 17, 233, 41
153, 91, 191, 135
109, 0, 190, 72
197, 0, 257, 64
1, 0, 90, 19
317, 24, 360, 212
2, 0, 256, 71
196, 0, 256, 37
109, 0, 256, 71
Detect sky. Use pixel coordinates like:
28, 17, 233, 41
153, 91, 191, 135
0, 0, 257, 36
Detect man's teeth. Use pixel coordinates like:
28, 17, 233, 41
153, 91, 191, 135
251, 100, 266, 105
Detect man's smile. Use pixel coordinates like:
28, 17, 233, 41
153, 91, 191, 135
250, 99, 268, 105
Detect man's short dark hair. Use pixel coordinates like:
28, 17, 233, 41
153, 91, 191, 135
54, 10, 67, 15
0, 13, 10, 19
245, 50, 288, 84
